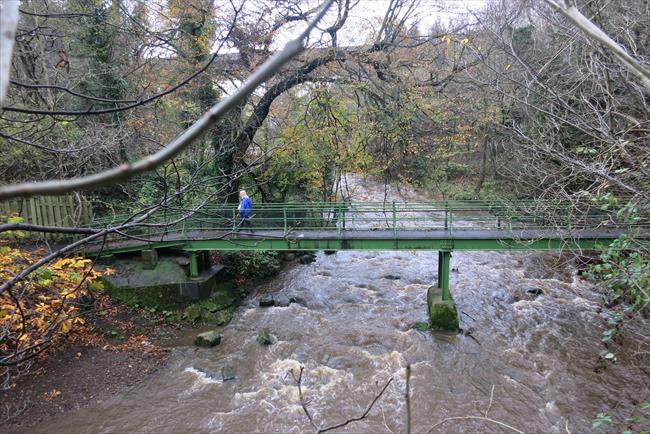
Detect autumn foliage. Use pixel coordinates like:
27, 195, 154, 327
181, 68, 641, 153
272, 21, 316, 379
0, 241, 107, 366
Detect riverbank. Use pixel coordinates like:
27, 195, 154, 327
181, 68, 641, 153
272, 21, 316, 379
0, 294, 177, 431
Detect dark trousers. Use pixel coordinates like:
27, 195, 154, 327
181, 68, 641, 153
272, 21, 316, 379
238, 218, 254, 232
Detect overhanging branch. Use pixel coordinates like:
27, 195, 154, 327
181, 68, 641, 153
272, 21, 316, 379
0, 0, 336, 200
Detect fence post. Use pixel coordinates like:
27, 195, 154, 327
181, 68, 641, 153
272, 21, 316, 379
283, 207, 287, 236
392, 201, 397, 237
444, 200, 449, 230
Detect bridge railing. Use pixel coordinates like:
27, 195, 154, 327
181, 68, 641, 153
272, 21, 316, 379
83, 199, 649, 249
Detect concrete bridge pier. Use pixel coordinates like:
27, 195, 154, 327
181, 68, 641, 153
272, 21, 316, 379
427, 251, 459, 331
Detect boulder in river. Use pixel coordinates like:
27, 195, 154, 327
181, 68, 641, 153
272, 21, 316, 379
289, 296, 306, 306
299, 254, 316, 264
221, 366, 237, 382
256, 328, 273, 345
275, 297, 291, 307
194, 330, 222, 347
259, 295, 275, 307
526, 287, 544, 296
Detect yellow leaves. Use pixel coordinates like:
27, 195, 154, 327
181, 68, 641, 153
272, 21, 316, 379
60, 320, 72, 333
442, 35, 453, 45
505, 64, 512, 71
0, 241, 107, 360
51, 258, 91, 270
461, 37, 470, 45
44, 389, 62, 400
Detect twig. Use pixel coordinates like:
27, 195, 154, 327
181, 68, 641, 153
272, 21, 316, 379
406, 364, 412, 434
426, 385, 524, 434
0, 0, 336, 200
292, 365, 394, 434
484, 384, 495, 417
317, 378, 393, 433
292, 366, 319, 431
425, 415, 525, 434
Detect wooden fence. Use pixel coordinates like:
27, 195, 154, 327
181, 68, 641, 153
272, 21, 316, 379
0, 195, 92, 240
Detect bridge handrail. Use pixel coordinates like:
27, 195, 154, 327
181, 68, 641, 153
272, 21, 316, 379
81, 199, 649, 248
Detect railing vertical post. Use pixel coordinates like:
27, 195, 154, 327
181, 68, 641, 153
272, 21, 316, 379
337, 204, 342, 237
283, 207, 287, 236
392, 201, 397, 237
444, 201, 449, 230
232, 209, 237, 237
449, 205, 453, 237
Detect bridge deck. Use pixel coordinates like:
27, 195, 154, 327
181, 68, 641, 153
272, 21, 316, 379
85, 227, 648, 254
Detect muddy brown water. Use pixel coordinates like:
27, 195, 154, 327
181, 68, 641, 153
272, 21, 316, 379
35, 176, 649, 433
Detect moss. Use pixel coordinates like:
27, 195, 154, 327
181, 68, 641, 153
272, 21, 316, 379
412, 321, 431, 331
103, 278, 192, 311
427, 286, 459, 331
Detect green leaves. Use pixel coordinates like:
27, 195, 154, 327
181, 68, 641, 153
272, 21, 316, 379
598, 350, 617, 362
592, 412, 613, 429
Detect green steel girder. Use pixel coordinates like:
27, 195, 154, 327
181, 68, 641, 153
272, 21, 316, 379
177, 236, 623, 252
85, 234, 647, 257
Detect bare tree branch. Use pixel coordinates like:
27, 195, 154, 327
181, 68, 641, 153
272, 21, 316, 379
0, 0, 20, 105
0, 0, 336, 200
544, 0, 650, 91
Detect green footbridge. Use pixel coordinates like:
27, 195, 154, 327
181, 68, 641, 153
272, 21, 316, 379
85, 200, 650, 330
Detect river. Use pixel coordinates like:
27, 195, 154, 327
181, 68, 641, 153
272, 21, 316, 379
36, 175, 649, 433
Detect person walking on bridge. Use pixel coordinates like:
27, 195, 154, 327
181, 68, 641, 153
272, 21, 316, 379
237, 190, 254, 232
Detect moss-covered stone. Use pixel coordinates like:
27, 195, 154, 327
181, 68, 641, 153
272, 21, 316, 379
256, 328, 273, 345
141, 249, 159, 269
427, 286, 459, 331
194, 330, 221, 347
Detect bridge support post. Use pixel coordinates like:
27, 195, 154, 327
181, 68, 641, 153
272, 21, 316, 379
189, 251, 199, 278
428, 251, 458, 331
438, 251, 451, 300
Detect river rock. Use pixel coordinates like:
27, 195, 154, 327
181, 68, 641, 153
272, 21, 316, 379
526, 287, 544, 296
259, 295, 275, 307
283, 252, 296, 261
256, 328, 273, 345
172, 256, 190, 267
299, 254, 316, 264
194, 330, 222, 348
221, 365, 237, 382
289, 296, 306, 306
275, 297, 291, 307
382, 274, 401, 280
324, 250, 336, 255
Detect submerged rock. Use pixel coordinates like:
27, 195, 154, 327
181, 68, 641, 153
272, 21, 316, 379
412, 321, 430, 331
382, 274, 401, 280
194, 330, 222, 348
256, 328, 273, 345
221, 365, 237, 382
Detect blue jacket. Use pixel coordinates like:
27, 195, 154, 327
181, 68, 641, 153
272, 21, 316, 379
238, 196, 252, 218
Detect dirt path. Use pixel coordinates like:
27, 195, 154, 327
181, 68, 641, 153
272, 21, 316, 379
0, 297, 179, 432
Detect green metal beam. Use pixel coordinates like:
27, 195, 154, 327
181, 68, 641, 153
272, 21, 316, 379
88, 235, 642, 255
179, 236, 626, 252
189, 251, 199, 278
438, 251, 451, 300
